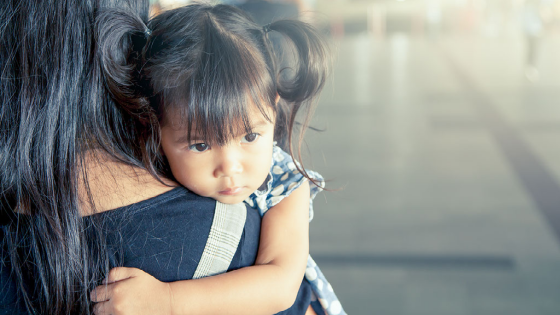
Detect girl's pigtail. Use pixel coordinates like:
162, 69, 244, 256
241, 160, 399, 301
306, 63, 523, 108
95, 9, 162, 179
268, 20, 330, 104
267, 20, 331, 188
95, 9, 153, 125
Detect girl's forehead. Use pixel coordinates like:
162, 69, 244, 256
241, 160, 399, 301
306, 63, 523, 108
162, 102, 276, 131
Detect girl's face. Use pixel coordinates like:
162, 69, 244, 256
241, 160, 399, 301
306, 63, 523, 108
161, 105, 275, 204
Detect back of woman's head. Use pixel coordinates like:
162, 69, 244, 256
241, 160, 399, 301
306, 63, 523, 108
1, 0, 149, 314
98, 2, 331, 181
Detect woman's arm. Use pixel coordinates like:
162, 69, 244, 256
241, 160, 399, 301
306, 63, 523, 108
91, 181, 310, 315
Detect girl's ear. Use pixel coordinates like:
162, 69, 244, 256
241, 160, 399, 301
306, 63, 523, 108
275, 93, 280, 104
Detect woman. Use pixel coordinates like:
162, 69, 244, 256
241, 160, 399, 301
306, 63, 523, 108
0, 0, 313, 314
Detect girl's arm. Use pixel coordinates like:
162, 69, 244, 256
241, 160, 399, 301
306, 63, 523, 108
91, 181, 310, 315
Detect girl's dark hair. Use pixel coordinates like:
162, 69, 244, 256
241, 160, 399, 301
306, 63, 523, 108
97, 2, 330, 184
1, 0, 149, 314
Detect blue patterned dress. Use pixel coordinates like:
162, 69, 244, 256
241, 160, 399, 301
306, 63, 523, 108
245, 145, 346, 315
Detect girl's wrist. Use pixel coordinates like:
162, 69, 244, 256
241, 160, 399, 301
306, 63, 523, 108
167, 282, 178, 315
167, 281, 196, 315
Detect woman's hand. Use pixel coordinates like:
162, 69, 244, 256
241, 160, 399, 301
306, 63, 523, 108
91, 267, 173, 315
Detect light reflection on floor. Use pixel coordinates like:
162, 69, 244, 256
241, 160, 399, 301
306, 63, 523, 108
306, 32, 560, 315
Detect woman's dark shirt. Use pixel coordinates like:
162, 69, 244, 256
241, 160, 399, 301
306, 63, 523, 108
0, 187, 311, 314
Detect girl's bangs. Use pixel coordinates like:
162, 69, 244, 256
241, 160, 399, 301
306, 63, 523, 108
165, 27, 276, 146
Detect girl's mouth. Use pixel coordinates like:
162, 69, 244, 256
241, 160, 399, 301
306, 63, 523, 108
219, 187, 244, 195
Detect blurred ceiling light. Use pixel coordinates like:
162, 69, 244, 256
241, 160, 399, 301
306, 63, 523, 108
157, 0, 190, 9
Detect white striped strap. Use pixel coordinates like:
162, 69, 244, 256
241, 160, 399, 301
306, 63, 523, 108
192, 202, 247, 279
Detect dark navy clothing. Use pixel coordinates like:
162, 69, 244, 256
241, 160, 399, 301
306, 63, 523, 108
0, 187, 311, 314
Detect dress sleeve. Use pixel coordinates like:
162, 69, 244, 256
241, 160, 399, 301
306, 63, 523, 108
244, 145, 325, 221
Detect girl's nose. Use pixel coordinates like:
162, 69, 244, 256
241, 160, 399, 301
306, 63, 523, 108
214, 148, 243, 178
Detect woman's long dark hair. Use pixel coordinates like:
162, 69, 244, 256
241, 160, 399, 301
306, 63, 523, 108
0, 0, 150, 314
97, 3, 331, 184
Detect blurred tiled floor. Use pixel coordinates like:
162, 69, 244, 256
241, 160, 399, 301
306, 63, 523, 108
306, 33, 560, 315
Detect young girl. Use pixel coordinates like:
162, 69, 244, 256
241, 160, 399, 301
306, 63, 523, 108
91, 3, 344, 315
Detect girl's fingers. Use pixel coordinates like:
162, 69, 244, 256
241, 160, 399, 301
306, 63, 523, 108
104, 266, 137, 284
91, 267, 142, 302
92, 300, 112, 315
90, 283, 115, 302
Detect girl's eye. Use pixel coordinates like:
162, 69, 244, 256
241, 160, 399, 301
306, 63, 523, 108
242, 133, 260, 143
189, 143, 209, 152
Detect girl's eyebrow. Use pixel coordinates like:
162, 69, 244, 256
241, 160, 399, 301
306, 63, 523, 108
233, 120, 270, 135
250, 121, 269, 129
174, 129, 201, 143
175, 134, 194, 144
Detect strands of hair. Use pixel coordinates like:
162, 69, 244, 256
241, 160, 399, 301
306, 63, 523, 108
1, 0, 150, 314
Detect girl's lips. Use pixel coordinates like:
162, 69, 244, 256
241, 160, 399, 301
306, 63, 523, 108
219, 187, 244, 195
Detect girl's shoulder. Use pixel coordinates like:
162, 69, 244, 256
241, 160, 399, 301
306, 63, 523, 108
245, 145, 324, 216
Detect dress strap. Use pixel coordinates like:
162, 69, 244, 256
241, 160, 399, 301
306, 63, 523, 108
192, 202, 246, 279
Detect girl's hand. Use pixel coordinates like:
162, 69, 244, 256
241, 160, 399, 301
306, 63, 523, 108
91, 267, 173, 315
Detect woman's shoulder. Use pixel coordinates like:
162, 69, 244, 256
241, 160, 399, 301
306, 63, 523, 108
92, 187, 262, 282
86, 186, 216, 219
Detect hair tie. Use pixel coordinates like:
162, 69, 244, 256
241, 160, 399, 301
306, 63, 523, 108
145, 28, 152, 38
262, 24, 272, 34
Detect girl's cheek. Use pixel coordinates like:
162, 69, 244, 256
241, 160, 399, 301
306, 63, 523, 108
251, 142, 271, 155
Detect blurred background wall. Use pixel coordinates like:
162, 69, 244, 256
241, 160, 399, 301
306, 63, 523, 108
150, 1, 560, 314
